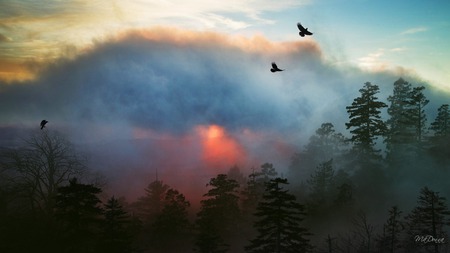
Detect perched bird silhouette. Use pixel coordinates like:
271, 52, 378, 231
270, 62, 284, 72
40, 120, 48, 129
297, 22, 313, 37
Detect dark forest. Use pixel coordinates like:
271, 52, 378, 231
1, 78, 450, 253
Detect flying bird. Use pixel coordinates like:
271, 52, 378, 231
270, 62, 284, 72
40, 120, 48, 129
297, 22, 313, 37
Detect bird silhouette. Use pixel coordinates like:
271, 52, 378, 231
297, 22, 313, 37
270, 62, 284, 72
40, 120, 48, 129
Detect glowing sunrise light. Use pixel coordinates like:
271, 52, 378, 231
206, 125, 224, 139
196, 124, 246, 169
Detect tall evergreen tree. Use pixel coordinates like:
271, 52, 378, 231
385, 78, 414, 159
345, 82, 388, 160
240, 164, 279, 250
304, 123, 347, 163
245, 178, 312, 253
406, 86, 429, 146
306, 159, 335, 214
195, 174, 241, 253
131, 179, 169, 225
152, 188, 191, 252
429, 104, 450, 162
430, 104, 450, 137
227, 165, 247, 188
54, 178, 103, 253
242, 163, 278, 216
289, 123, 347, 182
346, 82, 389, 210
100, 196, 134, 253
405, 187, 450, 253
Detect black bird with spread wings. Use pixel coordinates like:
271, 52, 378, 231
40, 120, 48, 129
270, 62, 284, 72
297, 22, 313, 37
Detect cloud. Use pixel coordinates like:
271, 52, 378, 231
400, 26, 428, 35
0, 33, 11, 42
1, 27, 444, 200
0, 0, 310, 70
202, 13, 251, 30
0, 59, 39, 82
0, 28, 328, 134
356, 48, 389, 72
390, 47, 407, 52
0, 27, 430, 136
356, 48, 417, 74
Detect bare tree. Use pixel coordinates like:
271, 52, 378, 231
0, 130, 86, 216
335, 232, 357, 253
352, 211, 375, 253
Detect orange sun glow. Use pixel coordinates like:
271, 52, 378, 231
197, 124, 246, 169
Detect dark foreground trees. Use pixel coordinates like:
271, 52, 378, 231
131, 179, 170, 225
100, 196, 137, 253
376, 206, 404, 253
0, 131, 86, 216
195, 174, 241, 253
0, 131, 90, 253
405, 187, 450, 253
246, 177, 312, 253
152, 188, 192, 252
54, 178, 103, 253
2, 76, 450, 252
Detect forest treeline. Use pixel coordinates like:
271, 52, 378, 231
1, 78, 450, 253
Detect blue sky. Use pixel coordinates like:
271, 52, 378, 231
261, 0, 450, 89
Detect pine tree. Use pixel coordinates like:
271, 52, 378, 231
405, 187, 450, 253
305, 123, 347, 162
385, 78, 414, 159
289, 123, 347, 183
245, 178, 312, 253
345, 82, 388, 160
152, 188, 191, 251
406, 86, 429, 146
306, 159, 335, 214
195, 174, 241, 253
429, 104, 450, 162
54, 178, 103, 253
240, 164, 279, 251
55, 178, 103, 228
227, 165, 246, 188
430, 104, 450, 137
131, 179, 169, 225
101, 196, 134, 253
242, 163, 278, 216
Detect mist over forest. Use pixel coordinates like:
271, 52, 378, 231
1, 29, 450, 252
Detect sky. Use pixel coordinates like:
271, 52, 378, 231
1, 0, 449, 87
1, 0, 449, 199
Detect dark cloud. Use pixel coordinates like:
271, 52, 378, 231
0, 29, 321, 134
1, 27, 449, 200
1, 28, 446, 139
